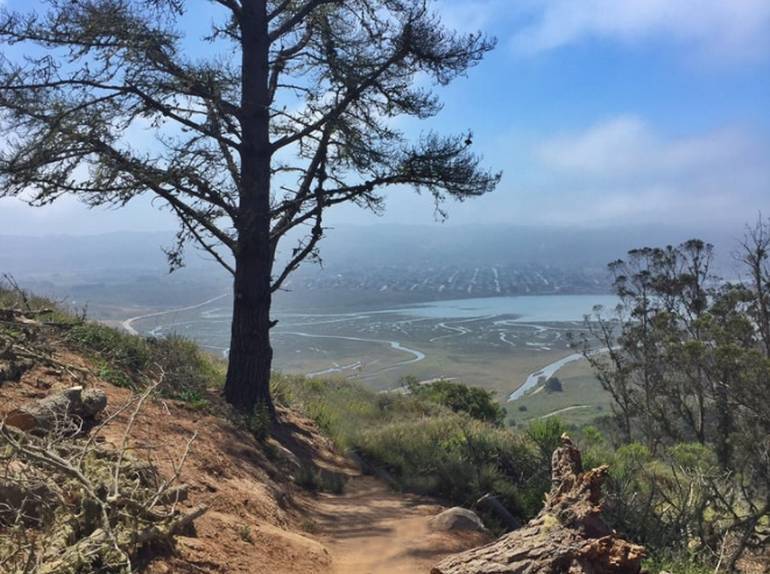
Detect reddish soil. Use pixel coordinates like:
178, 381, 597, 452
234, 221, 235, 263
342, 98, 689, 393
2, 349, 488, 574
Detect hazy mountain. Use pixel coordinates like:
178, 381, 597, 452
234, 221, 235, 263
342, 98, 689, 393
297, 223, 739, 271
0, 223, 743, 314
1, 223, 741, 278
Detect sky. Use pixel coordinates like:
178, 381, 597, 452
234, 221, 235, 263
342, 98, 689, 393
1, 0, 769, 235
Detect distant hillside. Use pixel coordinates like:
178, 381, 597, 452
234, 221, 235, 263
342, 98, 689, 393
0, 223, 741, 313
1, 223, 740, 273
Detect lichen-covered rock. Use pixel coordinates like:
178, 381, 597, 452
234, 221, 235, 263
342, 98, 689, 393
432, 434, 645, 574
429, 507, 486, 532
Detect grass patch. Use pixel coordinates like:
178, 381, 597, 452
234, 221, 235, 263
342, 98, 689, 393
278, 374, 549, 526
0, 281, 81, 325
237, 524, 255, 544
66, 322, 225, 401
293, 464, 347, 494
507, 371, 612, 428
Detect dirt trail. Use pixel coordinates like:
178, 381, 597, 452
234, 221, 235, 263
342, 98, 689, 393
1, 344, 486, 574
306, 476, 489, 574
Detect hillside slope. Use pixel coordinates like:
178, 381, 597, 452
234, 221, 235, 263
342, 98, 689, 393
0, 295, 487, 573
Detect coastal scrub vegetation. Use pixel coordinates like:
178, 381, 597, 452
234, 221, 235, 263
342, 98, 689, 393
0, 278, 225, 406
401, 376, 507, 425
570, 220, 770, 572
66, 324, 225, 406
277, 374, 554, 529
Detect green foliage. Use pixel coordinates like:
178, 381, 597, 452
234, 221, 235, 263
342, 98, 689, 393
585, 433, 734, 570
643, 552, 714, 574
576, 232, 770, 571
237, 524, 254, 544
68, 323, 152, 376
280, 374, 546, 526
65, 323, 224, 403
97, 362, 134, 389
543, 376, 563, 393
149, 335, 225, 402
0, 280, 81, 325
293, 464, 347, 494
243, 403, 273, 442
527, 417, 566, 461
404, 377, 507, 425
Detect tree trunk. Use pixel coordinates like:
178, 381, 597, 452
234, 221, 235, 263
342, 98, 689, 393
224, 253, 274, 413
224, 0, 275, 414
714, 372, 732, 469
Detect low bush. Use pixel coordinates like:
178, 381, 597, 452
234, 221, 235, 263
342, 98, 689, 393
279, 375, 546, 527
403, 377, 507, 425
293, 464, 347, 494
575, 428, 762, 572
65, 323, 224, 402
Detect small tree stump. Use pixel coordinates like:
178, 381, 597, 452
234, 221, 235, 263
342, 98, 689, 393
432, 435, 645, 574
5, 386, 107, 432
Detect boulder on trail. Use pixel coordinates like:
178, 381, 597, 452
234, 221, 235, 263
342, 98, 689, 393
429, 507, 486, 532
432, 434, 645, 574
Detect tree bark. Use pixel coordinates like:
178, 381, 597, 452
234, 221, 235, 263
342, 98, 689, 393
224, 253, 275, 413
224, 0, 275, 413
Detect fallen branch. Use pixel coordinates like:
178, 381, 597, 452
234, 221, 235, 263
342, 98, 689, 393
0, 381, 205, 574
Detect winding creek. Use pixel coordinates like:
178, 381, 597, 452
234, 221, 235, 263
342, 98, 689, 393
122, 293, 619, 399
508, 353, 585, 402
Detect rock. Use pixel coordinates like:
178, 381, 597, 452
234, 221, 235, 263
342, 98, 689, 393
432, 435, 646, 574
5, 386, 107, 432
429, 507, 486, 532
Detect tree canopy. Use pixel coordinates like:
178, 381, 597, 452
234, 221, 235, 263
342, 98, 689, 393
0, 0, 500, 410
0, 0, 499, 284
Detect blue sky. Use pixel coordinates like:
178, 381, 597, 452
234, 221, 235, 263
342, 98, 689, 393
1, 0, 769, 234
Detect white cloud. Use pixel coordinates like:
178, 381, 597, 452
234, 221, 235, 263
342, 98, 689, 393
538, 116, 759, 178
435, 0, 509, 34
531, 116, 770, 225
510, 0, 770, 61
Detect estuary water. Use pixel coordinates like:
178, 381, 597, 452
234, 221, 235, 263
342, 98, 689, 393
391, 294, 620, 322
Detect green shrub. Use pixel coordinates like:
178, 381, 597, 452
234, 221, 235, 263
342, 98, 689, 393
280, 375, 546, 525
643, 552, 713, 574
527, 417, 567, 461
0, 281, 79, 325
148, 334, 225, 400
244, 403, 273, 442
67, 323, 152, 374
543, 377, 563, 393
66, 323, 224, 402
405, 377, 507, 425
293, 464, 347, 494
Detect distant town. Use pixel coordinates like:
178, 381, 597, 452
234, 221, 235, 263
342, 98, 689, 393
291, 263, 610, 298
